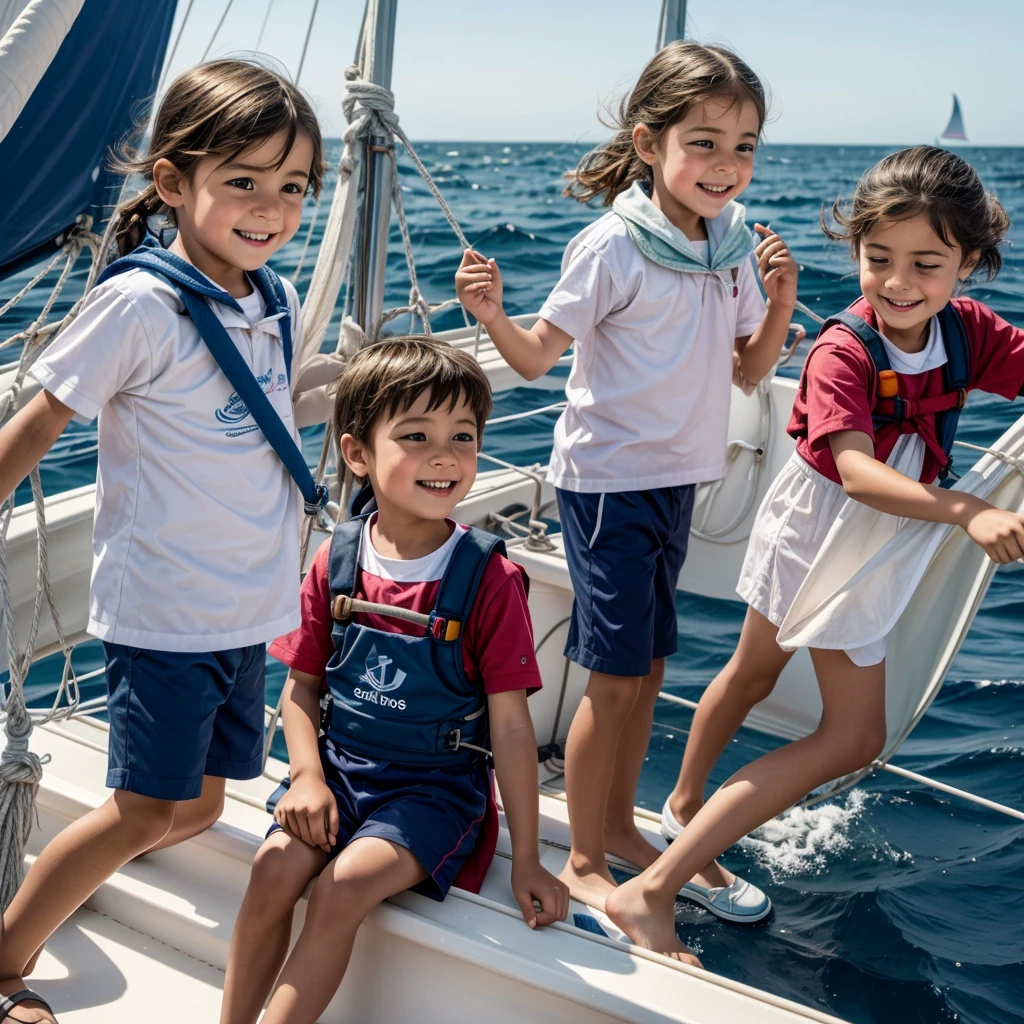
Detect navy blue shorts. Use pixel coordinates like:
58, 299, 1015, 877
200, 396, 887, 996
556, 485, 695, 678
268, 738, 488, 901
104, 642, 266, 801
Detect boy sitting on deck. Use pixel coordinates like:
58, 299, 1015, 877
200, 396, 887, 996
220, 337, 568, 1024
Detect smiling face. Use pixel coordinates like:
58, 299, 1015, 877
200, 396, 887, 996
858, 214, 976, 349
634, 96, 760, 239
342, 388, 480, 530
156, 128, 313, 295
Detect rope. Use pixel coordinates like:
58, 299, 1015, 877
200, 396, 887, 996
201, 0, 234, 61
295, 0, 320, 84
157, 0, 196, 94
255, 0, 274, 49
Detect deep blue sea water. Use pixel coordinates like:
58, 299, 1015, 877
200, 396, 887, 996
5, 142, 1024, 1023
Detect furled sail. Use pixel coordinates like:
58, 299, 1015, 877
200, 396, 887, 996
0, 0, 176, 280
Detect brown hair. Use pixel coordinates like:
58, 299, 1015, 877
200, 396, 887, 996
566, 41, 767, 206
332, 337, 493, 459
822, 146, 1010, 280
110, 59, 325, 255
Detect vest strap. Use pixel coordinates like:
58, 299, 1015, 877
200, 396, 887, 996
97, 240, 325, 514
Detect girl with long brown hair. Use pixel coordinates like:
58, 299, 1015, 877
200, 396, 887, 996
456, 40, 800, 963
0, 59, 322, 1022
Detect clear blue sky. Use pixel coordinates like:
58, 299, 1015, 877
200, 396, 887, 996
164, 0, 1024, 145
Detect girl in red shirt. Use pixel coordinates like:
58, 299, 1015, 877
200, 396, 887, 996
604, 146, 1024, 955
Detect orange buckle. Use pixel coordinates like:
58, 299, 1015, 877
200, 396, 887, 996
331, 594, 353, 622
956, 388, 968, 410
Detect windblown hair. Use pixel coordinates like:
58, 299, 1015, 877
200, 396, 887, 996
822, 146, 1010, 280
566, 41, 767, 206
110, 59, 325, 255
332, 337, 493, 457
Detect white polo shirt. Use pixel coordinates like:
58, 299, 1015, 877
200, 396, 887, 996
31, 266, 303, 652
539, 207, 766, 493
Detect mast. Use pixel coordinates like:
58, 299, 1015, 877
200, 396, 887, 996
351, 0, 398, 339
656, 0, 686, 48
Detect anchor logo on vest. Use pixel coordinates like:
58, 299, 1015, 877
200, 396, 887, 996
360, 645, 406, 693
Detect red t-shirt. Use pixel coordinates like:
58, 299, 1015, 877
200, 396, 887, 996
268, 523, 541, 894
789, 297, 1024, 484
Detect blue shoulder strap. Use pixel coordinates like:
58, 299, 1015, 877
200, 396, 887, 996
98, 240, 325, 514
820, 309, 893, 374
935, 303, 971, 463
327, 516, 366, 597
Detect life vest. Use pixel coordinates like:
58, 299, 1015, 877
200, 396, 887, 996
97, 239, 326, 513
817, 302, 971, 479
323, 516, 504, 766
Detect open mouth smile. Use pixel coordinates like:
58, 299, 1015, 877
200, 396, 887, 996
235, 229, 276, 247
697, 183, 733, 196
881, 297, 923, 311
417, 480, 456, 496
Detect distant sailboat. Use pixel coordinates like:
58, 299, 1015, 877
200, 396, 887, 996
937, 94, 968, 147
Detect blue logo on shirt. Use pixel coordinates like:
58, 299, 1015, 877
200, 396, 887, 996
216, 370, 289, 436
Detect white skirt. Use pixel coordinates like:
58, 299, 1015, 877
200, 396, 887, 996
736, 451, 890, 666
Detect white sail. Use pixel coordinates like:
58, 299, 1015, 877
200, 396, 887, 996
938, 93, 967, 142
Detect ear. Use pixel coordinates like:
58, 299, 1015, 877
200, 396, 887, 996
339, 433, 371, 480
152, 158, 187, 209
632, 124, 658, 167
958, 249, 980, 282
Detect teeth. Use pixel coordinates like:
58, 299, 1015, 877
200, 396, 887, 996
419, 481, 452, 489
700, 184, 729, 193
886, 299, 919, 307
238, 230, 271, 241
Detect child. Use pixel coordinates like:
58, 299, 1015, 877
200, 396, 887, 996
0, 60, 324, 1023
610, 146, 1024, 958
220, 337, 568, 1024
455, 40, 797, 941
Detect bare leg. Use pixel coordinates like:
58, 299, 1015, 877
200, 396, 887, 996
607, 649, 887, 957
20, 776, 229, 981
259, 837, 426, 1024
146, 775, 226, 853
604, 658, 665, 870
665, 608, 793, 887
0, 790, 177, 1023
558, 670, 643, 909
220, 831, 328, 1024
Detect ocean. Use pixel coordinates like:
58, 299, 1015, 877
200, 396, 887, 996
6, 141, 1024, 1024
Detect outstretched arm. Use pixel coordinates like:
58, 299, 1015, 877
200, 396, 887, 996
455, 250, 572, 381
488, 688, 569, 927
831, 429, 1024, 563
0, 389, 74, 504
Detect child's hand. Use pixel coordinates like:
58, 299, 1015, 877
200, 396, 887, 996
511, 858, 569, 928
964, 507, 1024, 563
274, 773, 339, 853
455, 249, 504, 326
754, 224, 799, 310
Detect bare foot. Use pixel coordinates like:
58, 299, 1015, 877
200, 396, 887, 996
605, 879, 703, 968
604, 822, 662, 871
558, 855, 617, 911
0, 978, 57, 1023
667, 800, 736, 891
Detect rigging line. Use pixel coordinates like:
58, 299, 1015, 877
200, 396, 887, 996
201, 0, 235, 62
157, 0, 196, 94
255, 0, 274, 50
295, 0, 320, 84
654, 692, 1024, 821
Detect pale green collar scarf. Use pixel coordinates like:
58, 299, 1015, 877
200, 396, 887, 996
612, 180, 754, 274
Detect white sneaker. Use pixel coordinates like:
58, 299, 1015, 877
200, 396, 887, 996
659, 798, 772, 924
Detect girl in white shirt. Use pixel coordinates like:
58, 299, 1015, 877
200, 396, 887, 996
456, 40, 799, 960
0, 60, 323, 1022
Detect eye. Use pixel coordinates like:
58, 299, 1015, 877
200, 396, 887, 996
690, 139, 714, 149
453, 431, 476, 443
867, 256, 888, 265
282, 182, 304, 195
737, 143, 755, 154
227, 177, 254, 191
916, 262, 940, 271
401, 431, 427, 442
